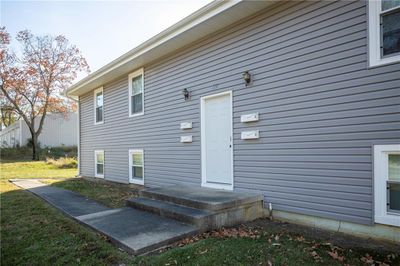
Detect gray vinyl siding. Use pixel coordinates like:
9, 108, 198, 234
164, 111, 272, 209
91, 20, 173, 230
79, 0, 400, 225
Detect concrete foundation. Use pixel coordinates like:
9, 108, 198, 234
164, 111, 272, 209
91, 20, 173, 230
274, 210, 400, 243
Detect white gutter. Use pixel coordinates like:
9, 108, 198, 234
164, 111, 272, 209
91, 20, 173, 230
67, 0, 240, 96
66, 0, 274, 97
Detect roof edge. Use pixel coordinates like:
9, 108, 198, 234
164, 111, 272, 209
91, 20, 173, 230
66, 0, 242, 97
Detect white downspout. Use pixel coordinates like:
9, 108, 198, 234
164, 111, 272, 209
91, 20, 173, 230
77, 100, 80, 176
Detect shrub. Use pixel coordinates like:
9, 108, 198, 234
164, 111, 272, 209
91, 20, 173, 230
46, 157, 77, 169
0, 147, 33, 161
0, 145, 78, 161
42, 146, 77, 159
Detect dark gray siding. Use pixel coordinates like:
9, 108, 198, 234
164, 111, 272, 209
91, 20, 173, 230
80, 0, 400, 225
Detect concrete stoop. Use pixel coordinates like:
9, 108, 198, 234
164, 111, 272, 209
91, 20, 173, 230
126, 186, 267, 231
12, 180, 267, 255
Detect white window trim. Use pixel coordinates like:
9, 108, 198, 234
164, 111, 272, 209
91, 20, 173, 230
374, 144, 400, 227
128, 68, 144, 117
94, 87, 104, 125
128, 149, 144, 185
368, 0, 400, 67
94, 150, 104, 178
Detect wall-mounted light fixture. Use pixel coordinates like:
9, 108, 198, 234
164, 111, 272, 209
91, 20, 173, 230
182, 88, 190, 100
242, 71, 251, 86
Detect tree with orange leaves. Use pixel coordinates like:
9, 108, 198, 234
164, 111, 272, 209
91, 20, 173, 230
0, 27, 89, 160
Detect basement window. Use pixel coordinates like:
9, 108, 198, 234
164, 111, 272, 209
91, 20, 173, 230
374, 144, 400, 226
95, 150, 104, 178
128, 68, 144, 117
129, 149, 144, 185
368, 0, 400, 66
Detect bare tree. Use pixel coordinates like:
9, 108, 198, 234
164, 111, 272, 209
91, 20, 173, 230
0, 27, 89, 159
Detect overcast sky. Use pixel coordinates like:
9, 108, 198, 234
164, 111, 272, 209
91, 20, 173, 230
1, 0, 211, 78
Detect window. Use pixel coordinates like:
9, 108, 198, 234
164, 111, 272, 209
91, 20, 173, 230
95, 150, 104, 178
388, 154, 400, 213
369, 0, 400, 66
374, 144, 400, 226
129, 149, 144, 185
94, 87, 104, 124
128, 68, 144, 117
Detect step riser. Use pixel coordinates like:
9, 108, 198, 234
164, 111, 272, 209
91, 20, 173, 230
140, 190, 209, 210
127, 199, 267, 230
126, 199, 205, 227
140, 190, 263, 211
208, 201, 267, 229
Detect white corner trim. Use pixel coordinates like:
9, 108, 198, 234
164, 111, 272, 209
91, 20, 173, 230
128, 149, 144, 185
368, 0, 400, 67
77, 101, 80, 176
93, 87, 104, 125
128, 68, 145, 118
373, 144, 400, 227
94, 150, 104, 178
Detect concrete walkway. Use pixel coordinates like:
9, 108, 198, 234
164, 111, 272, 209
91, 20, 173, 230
11, 179, 198, 255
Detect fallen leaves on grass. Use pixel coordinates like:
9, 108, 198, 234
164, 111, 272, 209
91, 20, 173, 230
177, 226, 260, 248
211, 227, 260, 239
359, 253, 393, 266
360, 253, 374, 264
310, 250, 323, 262
387, 254, 397, 260
327, 250, 344, 262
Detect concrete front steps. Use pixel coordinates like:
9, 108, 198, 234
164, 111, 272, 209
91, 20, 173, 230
126, 186, 267, 231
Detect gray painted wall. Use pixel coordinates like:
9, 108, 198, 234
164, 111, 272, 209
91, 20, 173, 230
79, 0, 400, 225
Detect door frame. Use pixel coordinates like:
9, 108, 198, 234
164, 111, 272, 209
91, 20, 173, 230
200, 90, 233, 190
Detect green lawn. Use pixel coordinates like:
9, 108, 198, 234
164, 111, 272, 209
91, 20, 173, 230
0, 160, 77, 180
43, 178, 139, 208
0, 180, 131, 265
1, 160, 399, 265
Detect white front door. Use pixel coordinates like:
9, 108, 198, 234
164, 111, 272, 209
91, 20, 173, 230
201, 91, 233, 190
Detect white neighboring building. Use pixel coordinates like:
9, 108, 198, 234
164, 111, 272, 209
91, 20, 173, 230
0, 113, 78, 148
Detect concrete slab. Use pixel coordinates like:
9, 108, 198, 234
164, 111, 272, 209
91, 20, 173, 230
76, 208, 198, 254
11, 179, 198, 254
140, 186, 264, 210
11, 179, 110, 217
